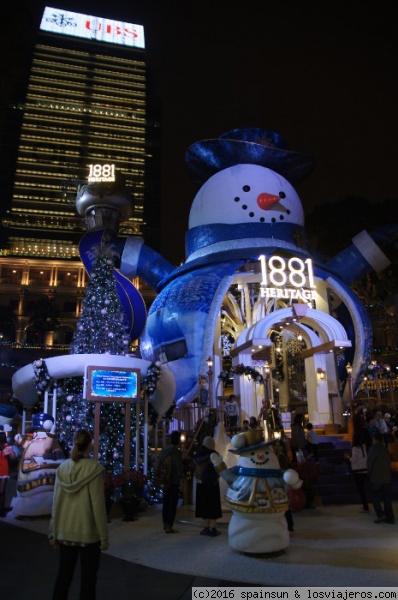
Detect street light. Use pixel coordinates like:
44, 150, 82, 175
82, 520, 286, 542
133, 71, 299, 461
386, 365, 395, 409
363, 376, 369, 397
369, 360, 382, 404
263, 361, 274, 438
346, 362, 354, 435
206, 357, 214, 408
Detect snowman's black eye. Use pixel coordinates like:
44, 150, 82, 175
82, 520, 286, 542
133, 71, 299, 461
243, 185, 250, 192
279, 191, 286, 199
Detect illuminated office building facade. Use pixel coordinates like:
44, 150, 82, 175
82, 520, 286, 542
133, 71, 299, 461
0, 7, 159, 362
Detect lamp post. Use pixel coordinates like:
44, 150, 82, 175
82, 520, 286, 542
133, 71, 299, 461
346, 362, 354, 436
363, 376, 369, 397
386, 365, 395, 410
263, 361, 274, 439
206, 356, 214, 409
370, 360, 382, 405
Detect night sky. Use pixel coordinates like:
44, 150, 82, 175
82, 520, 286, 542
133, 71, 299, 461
2, 1, 397, 265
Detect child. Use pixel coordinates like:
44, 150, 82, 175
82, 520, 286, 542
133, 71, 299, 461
241, 419, 250, 432
306, 423, 319, 463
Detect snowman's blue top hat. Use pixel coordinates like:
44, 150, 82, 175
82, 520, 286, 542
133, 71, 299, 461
32, 412, 54, 429
228, 429, 279, 454
186, 127, 316, 188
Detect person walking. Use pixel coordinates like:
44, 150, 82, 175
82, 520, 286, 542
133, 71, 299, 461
224, 395, 239, 436
159, 430, 183, 533
49, 429, 109, 600
193, 436, 222, 537
349, 433, 369, 513
367, 430, 395, 525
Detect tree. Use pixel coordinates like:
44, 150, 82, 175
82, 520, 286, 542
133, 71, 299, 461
69, 247, 131, 356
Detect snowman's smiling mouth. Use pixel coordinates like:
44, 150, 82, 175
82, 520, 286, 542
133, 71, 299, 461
234, 186, 291, 222
250, 456, 269, 466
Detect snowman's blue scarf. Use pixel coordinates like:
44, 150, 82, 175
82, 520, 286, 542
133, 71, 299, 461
232, 466, 283, 478
186, 222, 307, 257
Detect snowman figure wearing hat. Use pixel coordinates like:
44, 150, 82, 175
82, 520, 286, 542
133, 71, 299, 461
211, 429, 302, 554
10, 413, 65, 518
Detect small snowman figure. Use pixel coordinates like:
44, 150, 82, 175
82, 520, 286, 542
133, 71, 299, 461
10, 413, 65, 518
211, 429, 302, 555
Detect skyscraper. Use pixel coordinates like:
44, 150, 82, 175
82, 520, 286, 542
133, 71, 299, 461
0, 5, 159, 357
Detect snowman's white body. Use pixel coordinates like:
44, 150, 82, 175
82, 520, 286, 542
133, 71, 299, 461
219, 442, 294, 554
228, 510, 288, 555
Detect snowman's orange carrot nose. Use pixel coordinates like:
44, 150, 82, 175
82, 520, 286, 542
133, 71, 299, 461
257, 193, 281, 210
257, 452, 264, 459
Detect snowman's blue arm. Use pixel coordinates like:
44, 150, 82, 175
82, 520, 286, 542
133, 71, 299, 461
326, 225, 398, 284
118, 237, 175, 292
219, 468, 237, 485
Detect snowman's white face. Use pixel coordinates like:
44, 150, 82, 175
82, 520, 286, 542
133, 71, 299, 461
189, 164, 304, 229
236, 445, 280, 470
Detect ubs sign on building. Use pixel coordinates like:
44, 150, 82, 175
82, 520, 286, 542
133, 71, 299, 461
40, 6, 145, 48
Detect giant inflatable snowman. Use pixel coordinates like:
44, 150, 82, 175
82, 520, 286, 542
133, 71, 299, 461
211, 430, 302, 554
82, 128, 397, 408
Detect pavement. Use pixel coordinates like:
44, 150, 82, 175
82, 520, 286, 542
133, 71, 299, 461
2, 498, 398, 599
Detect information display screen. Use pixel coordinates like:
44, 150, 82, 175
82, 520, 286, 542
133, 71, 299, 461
85, 366, 140, 401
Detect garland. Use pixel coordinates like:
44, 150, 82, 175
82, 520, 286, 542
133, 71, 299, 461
141, 361, 162, 395
218, 363, 264, 384
33, 359, 54, 396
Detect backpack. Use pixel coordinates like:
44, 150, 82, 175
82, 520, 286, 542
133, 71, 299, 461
154, 452, 173, 490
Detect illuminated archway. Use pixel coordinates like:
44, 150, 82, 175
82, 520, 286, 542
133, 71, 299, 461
232, 304, 351, 426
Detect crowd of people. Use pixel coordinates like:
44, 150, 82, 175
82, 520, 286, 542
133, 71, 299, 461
2, 399, 398, 597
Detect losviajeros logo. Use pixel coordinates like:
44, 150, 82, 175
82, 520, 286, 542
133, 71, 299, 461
40, 6, 145, 48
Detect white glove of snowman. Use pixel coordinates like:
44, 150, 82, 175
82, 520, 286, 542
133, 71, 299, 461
210, 452, 227, 473
283, 468, 303, 490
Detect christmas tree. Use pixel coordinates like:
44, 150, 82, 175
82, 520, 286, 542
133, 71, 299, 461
56, 243, 152, 496
69, 244, 131, 356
